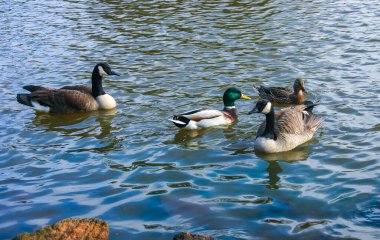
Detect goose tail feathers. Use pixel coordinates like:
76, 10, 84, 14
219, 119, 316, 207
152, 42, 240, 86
23, 85, 47, 92
307, 114, 323, 132
16, 94, 33, 107
301, 100, 319, 114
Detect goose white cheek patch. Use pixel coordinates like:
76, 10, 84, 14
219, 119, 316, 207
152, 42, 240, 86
98, 66, 108, 77
262, 102, 271, 114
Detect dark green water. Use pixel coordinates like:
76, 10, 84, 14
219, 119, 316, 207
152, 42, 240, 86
1, 1, 379, 239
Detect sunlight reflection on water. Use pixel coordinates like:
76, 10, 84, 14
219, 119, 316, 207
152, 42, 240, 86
0, 0, 379, 239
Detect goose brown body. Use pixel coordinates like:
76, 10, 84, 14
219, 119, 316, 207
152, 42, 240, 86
20, 86, 99, 113
249, 100, 322, 153
16, 63, 119, 114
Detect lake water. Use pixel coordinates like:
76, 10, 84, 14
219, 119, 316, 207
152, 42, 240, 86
1, 0, 379, 239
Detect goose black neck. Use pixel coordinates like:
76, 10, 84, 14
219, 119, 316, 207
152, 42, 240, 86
262, 107, 277, 140
91, 70, 106, 98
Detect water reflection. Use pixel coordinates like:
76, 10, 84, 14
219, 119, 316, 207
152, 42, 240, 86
32, 112, 92, 131
266, 161, 282, 190
30, 109, 122, 153
2, 0, 380, 239
351, 199, 380, 227
171, 128, 216, 149
256, 142, 312, 190
173, 129, 206, 141
255, 141, 312, 162
172, 122, 235, 138
32, 109, 117, 138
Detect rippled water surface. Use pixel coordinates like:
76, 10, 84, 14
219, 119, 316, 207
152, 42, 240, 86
1, 1, 380, 239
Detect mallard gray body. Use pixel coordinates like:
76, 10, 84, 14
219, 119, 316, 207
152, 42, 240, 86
170, 87, 251, 129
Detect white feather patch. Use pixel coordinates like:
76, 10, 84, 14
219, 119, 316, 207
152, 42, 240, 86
194, 116, 230, 129
185, 120, 199, 130
96, 94, 116, 110
255, 133, 313, 153
255, 137, 278, 153
182, 109, 223, 119
169, 119, 186, 125
262, 102, 272, 114
98, 66, 108, 77
31, 101, 50, 112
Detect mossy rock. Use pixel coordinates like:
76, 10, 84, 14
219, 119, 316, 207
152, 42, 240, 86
14, 218, 109, 240
173, 231, 214, 240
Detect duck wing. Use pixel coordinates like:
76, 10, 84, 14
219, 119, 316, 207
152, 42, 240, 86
179, 109, 224, 121
170, 108, 225, 128
254, 85, 293, 102
60, 85, 92, 95
295, 104, 323, 132
23, 85, 92, 95
276, 103, 322, 135
276, 108, 305, 134
267, 87, 292, 96
23, 85, 52, 92
29, 89, 97, 113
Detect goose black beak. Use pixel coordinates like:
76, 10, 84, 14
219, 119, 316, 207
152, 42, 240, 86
248, 108, 259, 114
110, 70, 121, 76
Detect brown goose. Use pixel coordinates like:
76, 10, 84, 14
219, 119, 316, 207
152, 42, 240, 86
16, 63, 120, 113
249, 99, 322, 153
169, 87, 251, 129
253, 78, 307, 104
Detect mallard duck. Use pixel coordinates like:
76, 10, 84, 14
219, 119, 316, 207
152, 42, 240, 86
170, 87, 251, 129
248, 99, 322, 153
16, 63, 120, 113
253, 78, 306, 104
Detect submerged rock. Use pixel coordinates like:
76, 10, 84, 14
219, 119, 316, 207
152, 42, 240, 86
13, 218, 109, 240
173, 231, 214, 240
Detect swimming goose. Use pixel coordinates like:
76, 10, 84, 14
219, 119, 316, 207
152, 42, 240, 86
16, 63, 120, 113
249, 99, 322, 153
170, 87, 251, 129
253, 78, 306, 104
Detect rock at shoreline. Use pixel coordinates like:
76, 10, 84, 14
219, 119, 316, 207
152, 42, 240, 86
173, 231, 214, 240
13, 218, 109, 240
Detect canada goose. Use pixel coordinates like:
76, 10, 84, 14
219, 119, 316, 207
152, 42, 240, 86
170, 87, 251, 129
16, 63, 120, 113
249, 99, 322, 153
253, 78, 307, 104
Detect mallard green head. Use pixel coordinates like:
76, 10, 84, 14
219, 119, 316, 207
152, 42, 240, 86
293, 78, 306, 93
223, 87, 251, 107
